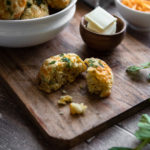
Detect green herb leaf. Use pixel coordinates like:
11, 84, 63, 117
134, 114, 150, 150
135, 139, 150, 150
88, 59, 104, 68
27, 2, 32, 8
6, 0, 11, 5
126, 62, 150, 73
89, 64, 98, 67
141, 62, 150, 69
88, 60, 95, 64
35, 0, 43, 6
110, 114, 150, 150
99, 62, 104, 67
135, 114, 150, 140
49, 61, 56, 65
88, 60, 97, 67
61, 57, 72, 68
59, 53, 64, 57
49, 80, 55, 85
126, 66, 142, 73
109, 147, 133, 150
61, 57, 70, 63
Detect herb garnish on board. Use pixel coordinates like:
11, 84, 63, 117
126, 62, 150, 73
109, 114, 150, 150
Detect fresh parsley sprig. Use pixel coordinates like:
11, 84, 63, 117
126, 62, 150, 73
134, 114, 150, 150
109, 114, 150, 150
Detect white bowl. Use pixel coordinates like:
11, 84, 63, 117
115, 0, 150, 30
0, 0, 77, 48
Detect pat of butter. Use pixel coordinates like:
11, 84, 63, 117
85, 6, 117, 30
87, 21, 117, 35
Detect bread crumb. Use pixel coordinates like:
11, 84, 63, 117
62, 90, 67, 94
58, 95, 72, 105
70, 102, 87, 115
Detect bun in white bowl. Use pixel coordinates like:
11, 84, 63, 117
0, 0, 77, 48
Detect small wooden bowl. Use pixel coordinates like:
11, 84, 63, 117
80, 15, 126, 52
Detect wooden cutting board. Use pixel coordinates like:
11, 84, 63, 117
0, 2, 150, 149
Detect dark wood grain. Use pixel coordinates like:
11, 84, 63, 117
73, 107, 150, 150
73, 126, 138, 150
0, 1, 150, 149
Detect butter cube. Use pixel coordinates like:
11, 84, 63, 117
85, 6, 117, 30
87, 21, 117, 35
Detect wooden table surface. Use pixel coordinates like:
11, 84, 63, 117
0, 2, 150, 150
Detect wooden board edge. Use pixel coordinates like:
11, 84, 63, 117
0, 75, 150, 149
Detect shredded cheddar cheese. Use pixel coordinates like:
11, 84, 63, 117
122, 0, 150, 12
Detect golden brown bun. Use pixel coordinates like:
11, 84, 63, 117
47, 0, 70, 9
0, 0, 27, 19
21, 0, 49, 19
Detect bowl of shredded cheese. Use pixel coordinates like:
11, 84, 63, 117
115, 0, 150, 30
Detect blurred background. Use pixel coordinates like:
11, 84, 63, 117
83, 0, 114, 8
